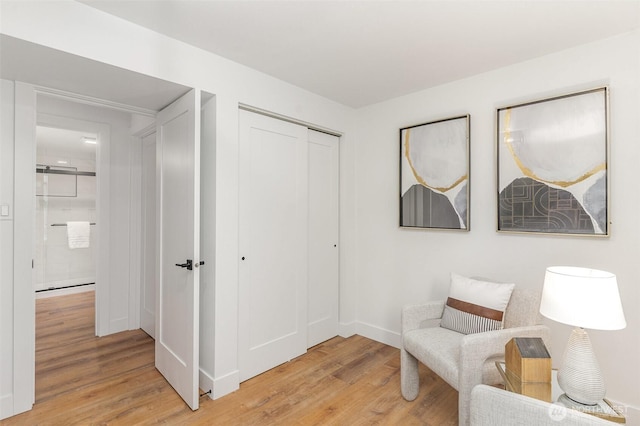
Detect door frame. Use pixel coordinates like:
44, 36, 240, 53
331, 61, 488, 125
135, 127, 158, 338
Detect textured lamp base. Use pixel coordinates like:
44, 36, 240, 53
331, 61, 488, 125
558, 327, 605, 405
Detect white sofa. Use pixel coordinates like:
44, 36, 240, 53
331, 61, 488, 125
470, 385, 618, 425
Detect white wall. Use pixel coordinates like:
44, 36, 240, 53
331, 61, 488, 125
1, 80, 36, 419
353, 30, 640, 417
0, 0, 357, 411
0, 79, 17, 418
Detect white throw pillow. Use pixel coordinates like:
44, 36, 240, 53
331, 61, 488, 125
440, 273, 515, 334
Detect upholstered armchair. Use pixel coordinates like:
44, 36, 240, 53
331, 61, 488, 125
470, 385, 615, 425
401, 284, 551, 426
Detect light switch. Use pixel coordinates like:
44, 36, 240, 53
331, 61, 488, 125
1, 205, 9, 216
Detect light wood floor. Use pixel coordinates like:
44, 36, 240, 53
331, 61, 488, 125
2, 291, 458, 425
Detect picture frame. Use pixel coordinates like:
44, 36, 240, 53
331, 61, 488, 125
497, 87, 609, 236
400, 115, 470, 230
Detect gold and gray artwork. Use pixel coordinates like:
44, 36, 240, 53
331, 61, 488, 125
400, 116, 469, 229
498, 88, 607, 235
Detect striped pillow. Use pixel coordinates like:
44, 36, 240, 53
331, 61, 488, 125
440, 273, 515, 334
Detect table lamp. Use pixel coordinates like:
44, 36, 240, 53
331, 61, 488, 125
539, 266, 626, 406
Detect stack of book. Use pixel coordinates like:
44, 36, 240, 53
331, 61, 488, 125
504, 337, 552, 402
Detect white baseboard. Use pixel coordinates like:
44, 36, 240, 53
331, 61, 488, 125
355, 320, 401, 349
212, 370, 240, 400
199, 368, 214, 396
0, 393, 13, 421
35, 284, 95, 299
109, 317, 129, 334
338, 320, 357, 338
0, 393, 32, 421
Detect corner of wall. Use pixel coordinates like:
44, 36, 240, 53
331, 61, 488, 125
355, 320, 401, 349
212, 370, 240, 400
338, 321, 357, 338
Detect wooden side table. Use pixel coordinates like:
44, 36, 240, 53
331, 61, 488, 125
495, 362, 626, 424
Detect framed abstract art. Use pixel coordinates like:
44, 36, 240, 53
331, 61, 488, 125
497, 87, 609, 236
400, 115, 470, 230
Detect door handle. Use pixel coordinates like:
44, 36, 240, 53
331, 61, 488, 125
175, 259, 193, 270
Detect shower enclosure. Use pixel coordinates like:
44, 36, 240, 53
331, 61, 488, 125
34, 125, 97, 293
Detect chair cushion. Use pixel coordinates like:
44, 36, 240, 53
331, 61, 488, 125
440, 273, 515, 334
404, 326, 502, 389
404, 326, 463, 388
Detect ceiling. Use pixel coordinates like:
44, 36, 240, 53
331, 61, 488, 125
2, 1, 639, 111
0, 35, 190, 113
79, 0, 640, 108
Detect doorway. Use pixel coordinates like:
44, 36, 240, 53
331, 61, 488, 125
33, 96, 124, 337
29, 88, 204, 412
0, 36, 194, 418
35, 124, 97, 298
30, 94, 140, 406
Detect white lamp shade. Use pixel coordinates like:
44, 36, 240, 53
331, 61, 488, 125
540, 266, 626, 330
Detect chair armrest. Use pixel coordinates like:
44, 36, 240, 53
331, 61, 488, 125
460, 324, 551, 362
458, 325, 551, 401
401, 301, 445, 334
471, 384, 615, 426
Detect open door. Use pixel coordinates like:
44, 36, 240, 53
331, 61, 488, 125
155, 89, 201, 410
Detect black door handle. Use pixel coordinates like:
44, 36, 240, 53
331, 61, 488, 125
175, 259, 193, 270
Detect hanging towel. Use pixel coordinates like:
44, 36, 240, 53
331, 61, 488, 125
67, 221, 91, 249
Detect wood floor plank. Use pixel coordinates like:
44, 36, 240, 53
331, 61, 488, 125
1, 291, 458, 425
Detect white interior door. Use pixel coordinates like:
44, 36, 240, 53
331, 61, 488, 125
155, 89, 200, 410
140, 131, 156, 338
239, 110, 308, 382
307, 130, 339, 347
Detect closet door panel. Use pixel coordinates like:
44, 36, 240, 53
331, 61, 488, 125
238, 110, 308, 382
307, 130, 339, 347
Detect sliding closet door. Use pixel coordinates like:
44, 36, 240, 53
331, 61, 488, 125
307, 130, 339, 348
238, 110, 308, 382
